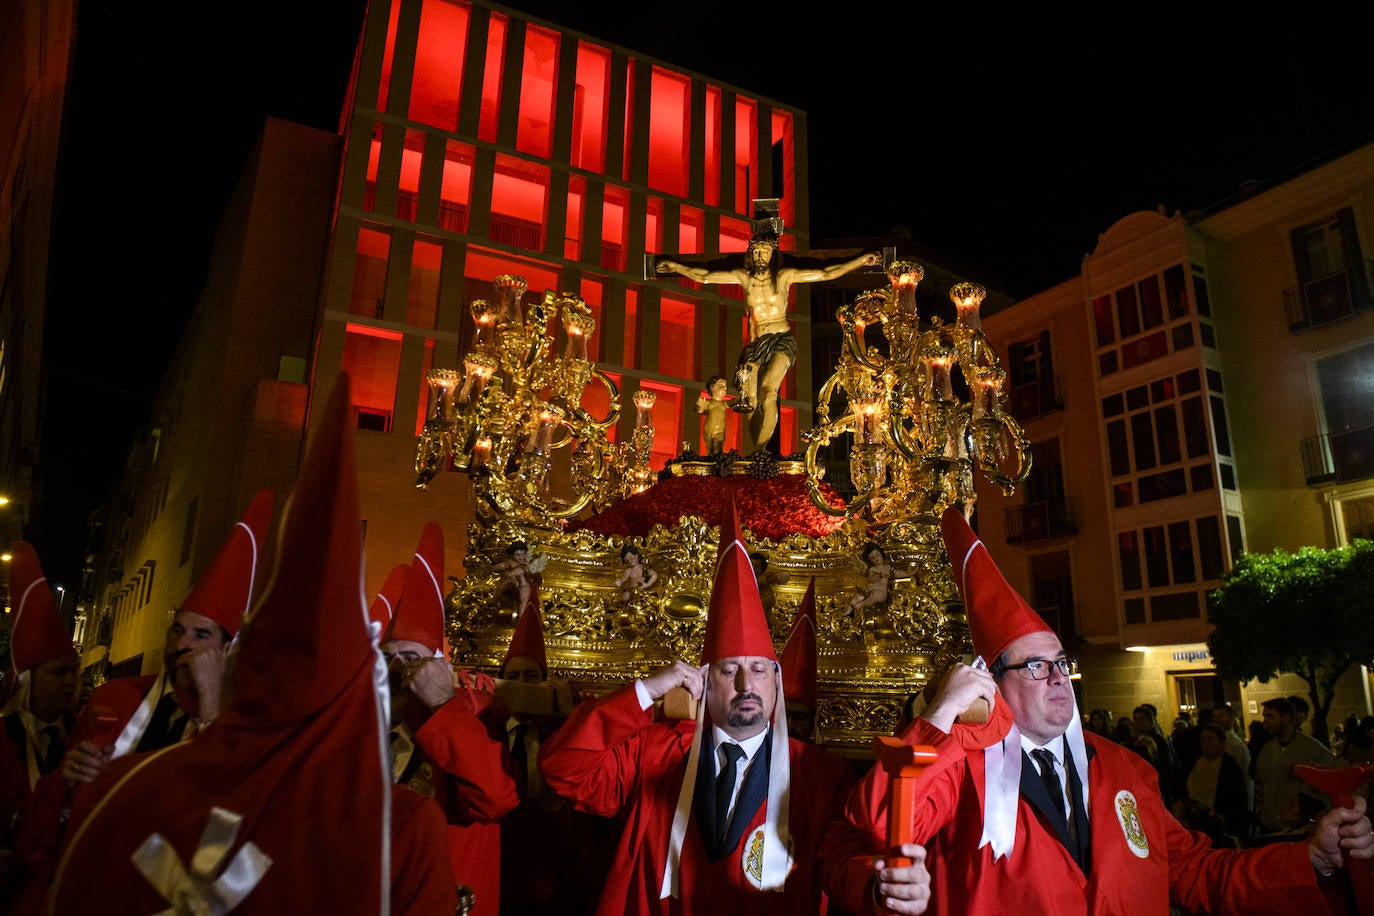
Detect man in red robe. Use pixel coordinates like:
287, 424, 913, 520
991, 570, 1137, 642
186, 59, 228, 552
49, 377, 454, 914
825, 507, 1374, 915
383, 520, 518, 916
540, 496, 881, 915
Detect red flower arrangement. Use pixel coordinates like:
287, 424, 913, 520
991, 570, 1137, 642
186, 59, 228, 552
569, 475, 848, 541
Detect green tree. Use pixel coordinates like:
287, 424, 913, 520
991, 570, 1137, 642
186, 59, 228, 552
1208, 539, 1374, 746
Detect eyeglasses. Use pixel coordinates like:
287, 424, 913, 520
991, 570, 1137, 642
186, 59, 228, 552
1002, 657, 1078, 680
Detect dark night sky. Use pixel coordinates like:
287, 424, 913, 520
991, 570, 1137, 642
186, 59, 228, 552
32, 2, 1374, 586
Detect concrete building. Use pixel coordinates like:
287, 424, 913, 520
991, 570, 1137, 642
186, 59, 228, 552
84, 0, 816, 672
978, 143, 1374, 731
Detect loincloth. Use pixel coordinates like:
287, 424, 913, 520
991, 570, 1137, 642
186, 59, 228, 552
736, 331, 797, 373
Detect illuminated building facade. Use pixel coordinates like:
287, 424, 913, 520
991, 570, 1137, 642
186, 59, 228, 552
313, 0, 812, 589
83, 0, 814, 668
978, 142, 1374, 725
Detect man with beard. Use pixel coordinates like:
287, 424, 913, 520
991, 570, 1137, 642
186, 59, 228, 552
656, 234, 878, 454
539, 496, 889, 914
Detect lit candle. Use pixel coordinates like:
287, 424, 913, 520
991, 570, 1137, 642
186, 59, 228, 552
951, 282, 985, 332
472, 436, 492, 468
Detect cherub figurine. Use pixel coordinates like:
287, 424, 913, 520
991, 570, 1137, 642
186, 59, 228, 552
615, 544, 658, 602
750, 551, 790, 619
493, 541, 547, 614
849, 542, 907, 617
695, 375, 729, 455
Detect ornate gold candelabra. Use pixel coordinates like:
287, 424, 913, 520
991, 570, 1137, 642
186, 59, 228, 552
414, 275, 655, 526
804, 262, 1031, 528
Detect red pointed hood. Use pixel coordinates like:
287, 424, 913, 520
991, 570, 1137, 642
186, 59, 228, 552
8, 543, 74, 676
384, 522, 445, 653
178, 489, 274, 637
941, 506, 1049, 664
780, 578, 817, 709
503, 599, 548, 676
368, 563, 408, 633
700, 493, 774, 664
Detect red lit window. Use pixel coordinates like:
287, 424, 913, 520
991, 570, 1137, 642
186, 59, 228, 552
771, 110, 795, 227
440, 140, 473, 232
648, 67, 690, 196
704, 86, 721, 207
463, 246, 559, 291
407, 239, 443, 328
581, 277, 604, 360
623, 287, 639, 368
516, 24, 559, 158
343, 324, 404, 431
779, 406, 797, 455
414, 338, 436, 435
490, 154, 549, 252
351, 227, 391, 319
602, 186, 629, 271
720, 216, 750, 253
375, 0, 403, 112
679, 206, 703, 255
622, 60, 636, 182
645, 197, 664, 255
640, 380, 681, 470
478, 14, 508, 143
659, 297, 698, 380
581, 370, 620, 443
734, 98, 758, 214
573, 42, 610, 172
408, 0, 469, 131
364, 123, 383, 212
565, 176, 585, 261
397, 129, 425, 222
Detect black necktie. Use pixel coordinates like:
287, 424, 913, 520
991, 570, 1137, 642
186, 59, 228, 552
39, 725, 64, 774
715, 743, 745, 846
511, 723, 530, 799
1031, 748, 1066, 819
137, 694, 183, 753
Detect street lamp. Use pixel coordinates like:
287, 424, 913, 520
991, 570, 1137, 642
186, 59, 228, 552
55, 585, 65, 615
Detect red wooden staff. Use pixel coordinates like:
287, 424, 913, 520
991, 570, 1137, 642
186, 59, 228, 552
872, 737, 939, 872
1296, 762, 1374, 914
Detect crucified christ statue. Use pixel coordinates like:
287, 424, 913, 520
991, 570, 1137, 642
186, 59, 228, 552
656, 235, 879, 455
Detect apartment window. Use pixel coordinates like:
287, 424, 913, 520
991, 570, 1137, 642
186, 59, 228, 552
1316, 343, 1374, 434
350, 226, 391, 319
1117, 516, 1228, 624
1287, 208, 1367, 328
439, 141, 474, 233
1008, 330, 1058, 418
1030, 551, 1074, 639
573, 42, 611, 172
364, 122, 383, 212
516, 24, 559, 159
580, 277, 604, 360
565, 176, 585, 261
1094, 263, 1199, 376
704, 86, 722, 207
678, 206, 704, 255
478, 13, 508, 143
640, 380, 681, 469
659, 296, 699, 380
779, 405, 797, 455
645, 196, 664, 255
771, 110, 795, 224
602, 186, 629, 271
734, 97, 758, 214
375, 0, 403, 112
489, 155, 549, 252
621, 59, 636, 182
406, 238, 443, 328
720, 216, 750, 253
649, 67, 690, 196
408, 0, 469, 131
342, 324, 403, 432
1102, 369, 1221, 507
397, 129, 425, 222
623, 287, 640, 368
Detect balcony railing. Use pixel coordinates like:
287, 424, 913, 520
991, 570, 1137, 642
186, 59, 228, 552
1005, 498, 1079, 544
489, 214, 543, 251
1301, 425, 1374, 486
1008, 374, 1064, 421
1283, 261, 1373, 332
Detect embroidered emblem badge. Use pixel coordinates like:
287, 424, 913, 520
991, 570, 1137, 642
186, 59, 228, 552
1114, 790, 1149, 858
743, 826, 765, 886
407, 762, 435, 799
